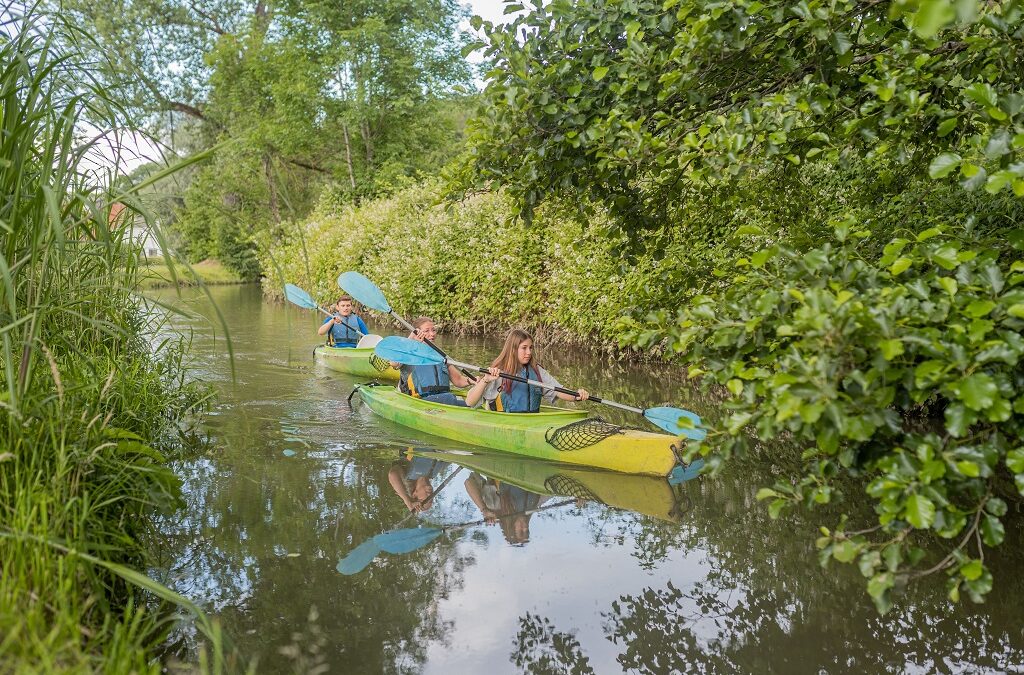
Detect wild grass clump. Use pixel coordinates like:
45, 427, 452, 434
0, 8, 224, 672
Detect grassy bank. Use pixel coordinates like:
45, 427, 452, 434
0, 12, 222, 671
140, 258, 245, 290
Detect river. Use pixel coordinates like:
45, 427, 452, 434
150, 284, 1024, 673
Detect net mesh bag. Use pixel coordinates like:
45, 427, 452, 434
369, 353, 391, 373
544, 417, 626, 451
543, 474, 604, 504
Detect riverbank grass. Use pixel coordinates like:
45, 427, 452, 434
140, 258, 243, 289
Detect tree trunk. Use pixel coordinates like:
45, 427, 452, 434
342, 123, 356, 189
264, 154, 280, 224
360, 119, 374, 167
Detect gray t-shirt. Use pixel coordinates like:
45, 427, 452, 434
482, 365, 561, 407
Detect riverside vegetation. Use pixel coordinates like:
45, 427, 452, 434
0, 11, 226, 671
267, 0, 1024, 613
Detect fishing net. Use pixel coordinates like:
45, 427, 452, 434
369, 353, 391, 373
543, 474, 604, 504
545, 417, 626, 451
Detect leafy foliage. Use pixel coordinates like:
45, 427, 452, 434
59, 0, 477, 276
0, 10, 220, 669
458, 0, 1024, 230
451, 0, 1024, 610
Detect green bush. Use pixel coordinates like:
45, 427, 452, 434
620, 220, 1024, 612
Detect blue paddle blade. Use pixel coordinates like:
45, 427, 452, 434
337, 272, 392, 313
375, 527, 443, 554
669, 458, 706, 485
644, 407, 706, 440
284, 283, 318, 310
336, 538, 382, 575
374, 336, 445, 366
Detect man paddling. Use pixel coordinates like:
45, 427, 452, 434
317, 294, 368, 348
392, 316, 476, 406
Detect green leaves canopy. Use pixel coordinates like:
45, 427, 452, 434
459, 0, 1024, 230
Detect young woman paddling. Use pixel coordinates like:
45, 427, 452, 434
395, 316, 475, 406
317, 294, 368, 348
465, 329, 589, 412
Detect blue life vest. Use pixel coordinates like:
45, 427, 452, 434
400, 364, 451, 397
324, 315, 363, 347
493, 365, 542, 413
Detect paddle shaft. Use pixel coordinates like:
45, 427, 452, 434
445, 357, 644, 414
440, 498, 576, 532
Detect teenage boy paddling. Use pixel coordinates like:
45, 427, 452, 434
317, 295, 368, 348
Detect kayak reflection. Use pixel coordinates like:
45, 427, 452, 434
338, 448, 703, 575
415, 448, 699, 523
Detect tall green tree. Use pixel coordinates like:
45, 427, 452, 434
458, 0, 1024, 229
58, 0, 474, 276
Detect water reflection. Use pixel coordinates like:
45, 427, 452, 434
150, 285, 1024, 673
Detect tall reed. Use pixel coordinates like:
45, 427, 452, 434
0, 6, 223, 672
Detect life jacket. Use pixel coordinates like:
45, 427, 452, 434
399, 363, 451, 397
327, 315, 361, 347
492, 365, 542, 413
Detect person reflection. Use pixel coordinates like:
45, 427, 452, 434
388, 448, 451, 513
464, 472, 549, 545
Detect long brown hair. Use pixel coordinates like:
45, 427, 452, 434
491, 329, 540, 393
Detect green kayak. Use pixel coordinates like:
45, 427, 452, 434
314, 345, 400, 381
356, 384, 682, 476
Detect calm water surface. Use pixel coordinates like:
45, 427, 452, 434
152, 285, 1024, 674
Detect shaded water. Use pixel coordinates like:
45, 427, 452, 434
153, 285, 1024, 673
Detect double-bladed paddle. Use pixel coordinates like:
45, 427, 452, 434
337, 498, 576, 575
284, 282, 372, 341
374, 335, 706, 440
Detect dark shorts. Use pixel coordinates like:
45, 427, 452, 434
421, 392, 467, 407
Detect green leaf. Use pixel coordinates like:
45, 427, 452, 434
953, 373, 998, 411
956, 460, 980, 477
904, 493, 936, 529
914, 0, 956, 38
890, 257, 912, 275
981, 515, 1004, 546
1006, 448, 1024, 474
986, 497, 1008, 517
756, 487, 781, 501
592, 66, 610, 81
945, 403, 976, 437
937, 117, 958, 137
915, 360, 946, 385
960, 559, 983, 581
932, 246, 960, 270
727, 378, 744, 396
833, 540, 860, 563
938, 277, 958, 296
964, 82, 999, 108
928, 152, 961, 178
965, 300, 996, 317
878, 339, 905, 360
830, 31, 852, 56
